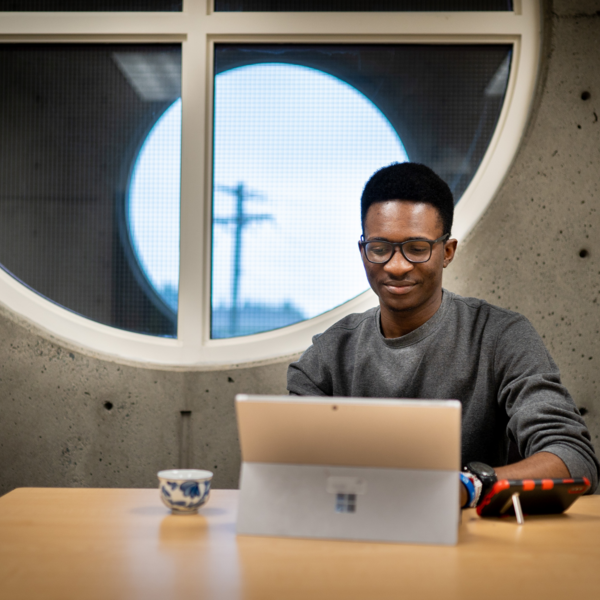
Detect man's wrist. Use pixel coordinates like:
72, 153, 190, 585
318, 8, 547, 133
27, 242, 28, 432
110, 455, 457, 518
465, 461, 498, 504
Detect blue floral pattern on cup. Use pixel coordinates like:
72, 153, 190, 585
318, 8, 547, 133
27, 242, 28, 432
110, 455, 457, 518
157, 469, 213, 514
181, 480, 201, 498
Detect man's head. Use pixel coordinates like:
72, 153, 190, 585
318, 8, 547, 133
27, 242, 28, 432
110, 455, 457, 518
360, 162, 454, 236
358, 163, 457, 336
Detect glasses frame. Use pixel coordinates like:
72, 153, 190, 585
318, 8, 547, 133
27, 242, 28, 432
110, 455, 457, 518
359, 233, 450, 265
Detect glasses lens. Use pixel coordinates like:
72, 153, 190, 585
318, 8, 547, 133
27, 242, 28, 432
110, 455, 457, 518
365, 242, 392, 263
402, 241, 432, 262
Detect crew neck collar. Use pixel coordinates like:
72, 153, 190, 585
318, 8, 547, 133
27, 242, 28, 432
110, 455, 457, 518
375, 289, 452, 349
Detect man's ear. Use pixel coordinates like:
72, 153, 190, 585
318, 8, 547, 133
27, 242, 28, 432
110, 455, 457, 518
443, 238, 458, 268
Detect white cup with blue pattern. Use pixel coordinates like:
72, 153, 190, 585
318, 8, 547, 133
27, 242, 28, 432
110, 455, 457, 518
158, 469, 213, 514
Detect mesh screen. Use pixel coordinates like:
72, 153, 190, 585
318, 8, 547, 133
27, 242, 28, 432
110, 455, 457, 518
215, 1, 512, 11
0, 1, 182, 9
0, 44, 181, 336
211, 44, 511, 338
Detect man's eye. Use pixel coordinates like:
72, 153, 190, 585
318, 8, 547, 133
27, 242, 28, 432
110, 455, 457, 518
369, 244, 388, 255
405, 244, 428, 254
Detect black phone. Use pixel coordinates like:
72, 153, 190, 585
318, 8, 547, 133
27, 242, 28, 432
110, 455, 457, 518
477, 477, 590, 517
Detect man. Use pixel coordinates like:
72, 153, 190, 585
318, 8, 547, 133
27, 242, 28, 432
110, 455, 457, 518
287, 162, 599, 507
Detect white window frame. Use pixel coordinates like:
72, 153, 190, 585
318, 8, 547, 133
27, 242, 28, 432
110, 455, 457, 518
0, 0, 540, 366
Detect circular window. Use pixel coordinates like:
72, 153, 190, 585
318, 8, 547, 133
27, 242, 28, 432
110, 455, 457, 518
0, 7, 539, 366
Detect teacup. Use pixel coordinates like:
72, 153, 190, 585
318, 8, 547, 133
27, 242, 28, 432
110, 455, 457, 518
157, 469, 213, 514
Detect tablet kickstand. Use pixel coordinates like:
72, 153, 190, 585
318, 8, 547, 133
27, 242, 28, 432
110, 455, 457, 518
511, 493, 524, 525
499, 492, 525, 525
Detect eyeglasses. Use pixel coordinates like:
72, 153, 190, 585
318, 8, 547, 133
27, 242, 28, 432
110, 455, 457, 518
360, 233, 449, 264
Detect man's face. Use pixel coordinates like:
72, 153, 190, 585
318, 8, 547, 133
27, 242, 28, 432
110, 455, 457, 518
360, 200, 456, 316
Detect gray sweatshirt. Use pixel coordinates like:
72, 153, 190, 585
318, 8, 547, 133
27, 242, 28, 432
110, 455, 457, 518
287, 290, 599, 491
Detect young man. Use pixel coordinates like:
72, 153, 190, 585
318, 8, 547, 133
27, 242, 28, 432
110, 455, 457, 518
287, 163, 599, 507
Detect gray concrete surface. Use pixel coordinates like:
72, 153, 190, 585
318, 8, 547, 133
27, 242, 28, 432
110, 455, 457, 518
0, 303, 292, 494
1, 1, 600, 496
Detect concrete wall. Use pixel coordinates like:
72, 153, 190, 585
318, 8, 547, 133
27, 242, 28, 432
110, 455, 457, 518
445, 0, 600, 459
1, 1, 600, 496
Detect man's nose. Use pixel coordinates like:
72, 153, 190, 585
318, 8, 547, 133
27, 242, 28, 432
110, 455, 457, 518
383, 246, 414, 276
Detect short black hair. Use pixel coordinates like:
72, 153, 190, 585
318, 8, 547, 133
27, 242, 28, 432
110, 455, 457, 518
360, 162, 454, 236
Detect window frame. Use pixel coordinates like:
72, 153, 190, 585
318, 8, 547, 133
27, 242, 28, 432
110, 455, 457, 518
0, 0, 540, 366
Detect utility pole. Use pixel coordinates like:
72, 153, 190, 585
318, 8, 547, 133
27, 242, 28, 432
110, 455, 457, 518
214, 183, 272, 336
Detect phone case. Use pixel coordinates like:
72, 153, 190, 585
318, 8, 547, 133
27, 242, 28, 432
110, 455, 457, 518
477, 477, 590, 517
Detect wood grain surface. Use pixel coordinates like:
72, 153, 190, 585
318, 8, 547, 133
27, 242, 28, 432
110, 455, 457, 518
1, 487, 599, 600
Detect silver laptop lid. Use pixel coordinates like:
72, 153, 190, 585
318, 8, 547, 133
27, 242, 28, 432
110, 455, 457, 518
236, 395, 461, 471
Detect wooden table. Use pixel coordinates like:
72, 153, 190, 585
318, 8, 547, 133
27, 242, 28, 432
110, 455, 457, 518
1, 488, 599, 599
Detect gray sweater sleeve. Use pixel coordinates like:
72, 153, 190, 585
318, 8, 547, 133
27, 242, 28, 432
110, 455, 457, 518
287, 335, 332, 396
494, 314, 600, 492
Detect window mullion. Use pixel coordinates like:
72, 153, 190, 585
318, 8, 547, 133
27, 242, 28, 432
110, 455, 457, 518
177, 29, 209, 354
204, 12, 527, 37
0, 12, 188, 36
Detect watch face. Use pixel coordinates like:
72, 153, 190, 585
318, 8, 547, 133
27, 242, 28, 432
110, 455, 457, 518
469, 461, 496, 478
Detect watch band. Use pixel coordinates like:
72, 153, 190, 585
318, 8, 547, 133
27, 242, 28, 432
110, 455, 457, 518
461, 470, 483, 508
459, 471, 476, 508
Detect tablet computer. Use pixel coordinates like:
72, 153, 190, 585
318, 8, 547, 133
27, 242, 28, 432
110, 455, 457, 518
236, 394, 462, 545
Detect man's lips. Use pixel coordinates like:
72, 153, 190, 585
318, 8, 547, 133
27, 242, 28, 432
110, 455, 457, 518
382, 281, 416, 295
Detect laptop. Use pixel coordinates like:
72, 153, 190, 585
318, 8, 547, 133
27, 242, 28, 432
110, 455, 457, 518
235, 394, 461, 545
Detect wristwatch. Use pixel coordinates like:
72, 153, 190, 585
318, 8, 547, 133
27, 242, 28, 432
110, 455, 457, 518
465, 461, 498, 504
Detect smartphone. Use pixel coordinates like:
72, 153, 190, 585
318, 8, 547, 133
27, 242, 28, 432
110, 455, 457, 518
477, 477, 590, 517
